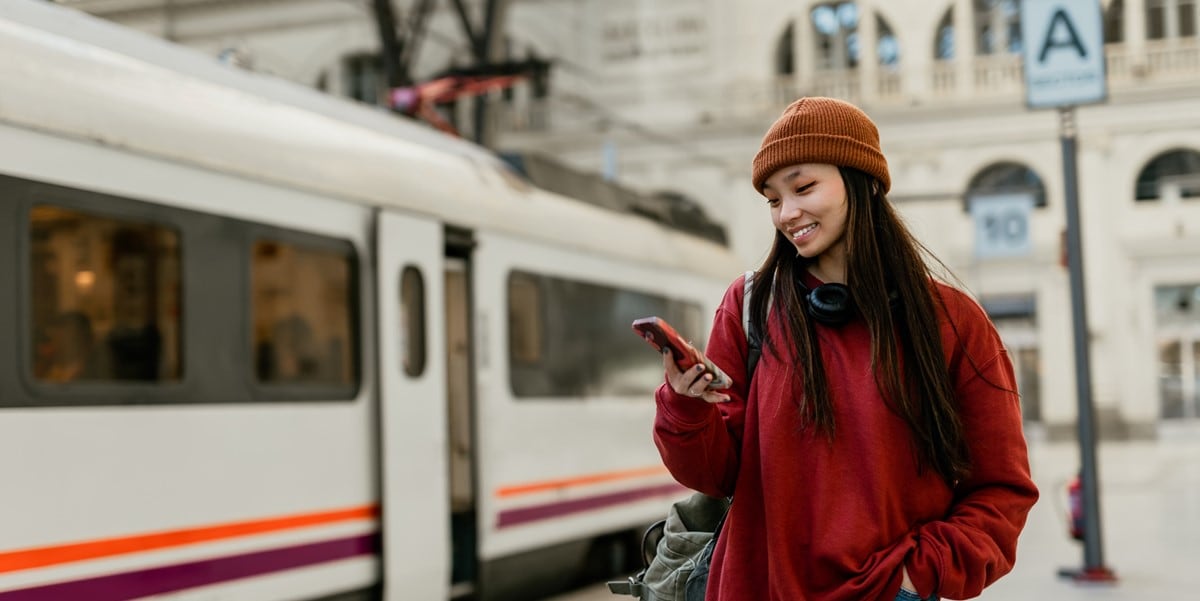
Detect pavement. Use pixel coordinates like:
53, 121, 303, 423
547, 430, 1200, 601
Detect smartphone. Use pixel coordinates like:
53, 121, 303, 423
631, 316, 731, 390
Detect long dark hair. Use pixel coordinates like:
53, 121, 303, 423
747, 166, 971, 485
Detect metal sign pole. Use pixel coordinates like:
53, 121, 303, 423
1055, 105, 1116, 582
1018, 0, 1117, 582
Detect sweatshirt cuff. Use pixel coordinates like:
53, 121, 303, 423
654, 383, 719, 428
906, 532, 942, 599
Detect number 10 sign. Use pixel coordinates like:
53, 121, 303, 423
970, 193, 1034, 260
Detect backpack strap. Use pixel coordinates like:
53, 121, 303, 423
606, 578, 645, 597
743, 270, 764, 381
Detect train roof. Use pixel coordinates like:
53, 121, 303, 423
0, 0, 742, 279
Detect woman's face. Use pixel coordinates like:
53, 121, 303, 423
762, 163, 849, 262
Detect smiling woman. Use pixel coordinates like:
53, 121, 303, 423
762, 164, 850, 279
650, 97, 1039, 601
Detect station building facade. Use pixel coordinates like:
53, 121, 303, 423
64, 0, 1200, 441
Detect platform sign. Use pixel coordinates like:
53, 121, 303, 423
971, 193, 1034, 259
1020, 0, 1107, 109
1020, 2, 1117, 581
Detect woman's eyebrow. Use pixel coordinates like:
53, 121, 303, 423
763, 169, 805, 193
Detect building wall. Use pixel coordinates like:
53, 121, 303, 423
62, 0, 1200, 439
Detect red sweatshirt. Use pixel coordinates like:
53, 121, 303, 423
654, 275, 1038, 601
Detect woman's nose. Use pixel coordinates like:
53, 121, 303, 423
779, 197, 804, 221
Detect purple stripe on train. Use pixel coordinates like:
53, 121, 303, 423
496, 482, 686, 528
0, 533, 377, 601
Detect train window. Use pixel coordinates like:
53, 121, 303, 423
400, 265, 426, 377
507, 270, 704, 398
508, 272, 544, 364
251, 239, 355, 387
29, 205, 183, 383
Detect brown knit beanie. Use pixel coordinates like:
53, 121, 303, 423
751, 97, 890, 194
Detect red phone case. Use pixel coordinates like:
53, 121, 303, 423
632, 316, 731, 389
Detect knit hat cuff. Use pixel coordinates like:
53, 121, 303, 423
752, 133, 890, 193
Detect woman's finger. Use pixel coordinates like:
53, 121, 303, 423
662, 349, 681, 378
686, 371, 714, 397
664, 352, 709, 396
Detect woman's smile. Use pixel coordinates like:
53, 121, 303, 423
790, 222, 819, 242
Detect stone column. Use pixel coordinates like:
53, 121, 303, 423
1126, 0, 1147, 60
797, 10, 817, 94
955, 0, 976, 97
1194, 0, 1200, 39
991, 5, 1008, 53
1166, 0, 1182, 39
858, 6, 879, 102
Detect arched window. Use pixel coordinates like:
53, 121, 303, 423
975, 0, 1022, 55
1135, 148, 1200, 200
877, 16, 901, 68
812, 1, 861, 69
809, 3, 901, 70
776, 22, 796, 75
934, 8, 955, 60
1105, 0, 1125, 43
964, 162, 1047, 211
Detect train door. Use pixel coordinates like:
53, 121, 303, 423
375, 210, 450, 601
444, 232, 479, 599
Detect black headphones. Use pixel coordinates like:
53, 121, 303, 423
799, 281, 855, 327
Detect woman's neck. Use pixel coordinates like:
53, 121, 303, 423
807, 250, 846, 285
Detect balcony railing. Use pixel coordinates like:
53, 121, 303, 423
1107, 39, 1200, 84
495, 41, 1200, 135
972, 54, 1024, 95
931, 61, 957, 97
1144, 38, 1200, 76
809, 70, 862, 103
877, 70, 903, 100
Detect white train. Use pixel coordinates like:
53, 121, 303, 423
0, 2, 742, 600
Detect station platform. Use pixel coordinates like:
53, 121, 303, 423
549, 432, 1200, 600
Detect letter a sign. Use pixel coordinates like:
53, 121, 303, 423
1020, 0, 1107, 109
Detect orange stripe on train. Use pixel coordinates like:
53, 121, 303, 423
0, 504, 378, 574
495, 465, 670, 498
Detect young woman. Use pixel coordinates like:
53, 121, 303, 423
655, 97, 1039, 601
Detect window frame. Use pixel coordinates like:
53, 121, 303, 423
243, 224, 363, 402
1134, 148, 1200, 201
963, 161, 1049, 212
1, 173, 364, 408
12, 178, 194, 406
505, 269, 704, 400
400, 264, 428, 378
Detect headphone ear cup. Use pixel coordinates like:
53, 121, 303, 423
806, 283, 853, 326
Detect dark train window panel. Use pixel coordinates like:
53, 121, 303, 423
400, 265, 427, 378
507, 270, 704, 399
508, 271, 544, 366
29, 205, 183, 384
251, 239, 356, 386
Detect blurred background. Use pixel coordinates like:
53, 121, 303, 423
0, 0, 1197, 600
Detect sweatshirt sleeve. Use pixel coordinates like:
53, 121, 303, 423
906, 289, 1040, 599
652, 277, 750, 498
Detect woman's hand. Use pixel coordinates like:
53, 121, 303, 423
663, 350, 731, 403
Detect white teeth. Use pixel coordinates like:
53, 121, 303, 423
792, 223, 817, 239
